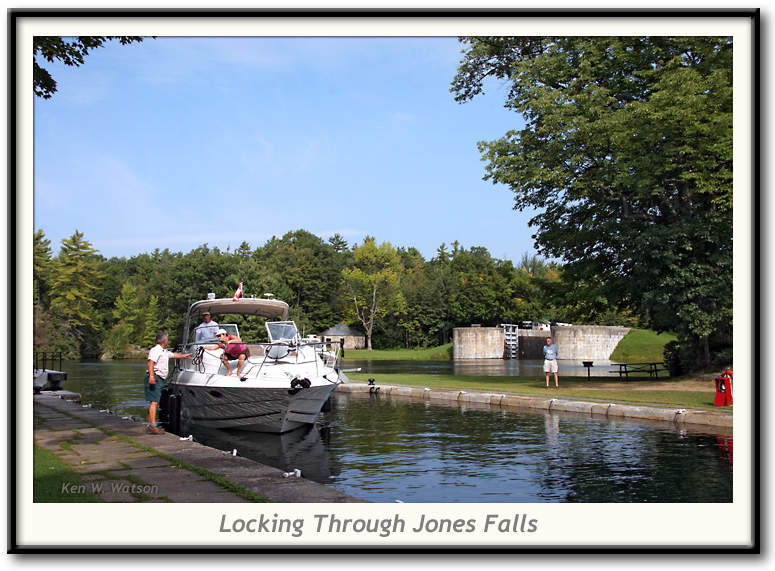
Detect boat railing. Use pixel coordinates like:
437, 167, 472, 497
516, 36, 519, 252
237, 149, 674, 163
183, 340, 341, 379
251, 340, 341, 379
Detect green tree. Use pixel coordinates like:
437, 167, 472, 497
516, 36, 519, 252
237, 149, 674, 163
33, 36, 146, 98
33, 230, 57, 349
341, 238, 406, 350
142, 295, 162, 347
33, 230, 53, 306
48, 230, 103, 356
261, 230, 343, 334
109, 282, 143, 347
452, 36, 732, 369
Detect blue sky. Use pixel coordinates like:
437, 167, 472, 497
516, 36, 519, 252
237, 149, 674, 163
34, 36, 538, 263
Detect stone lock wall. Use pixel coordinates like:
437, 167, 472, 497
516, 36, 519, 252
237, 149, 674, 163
551, 326, 630, 360
452, 327, 505, 359
319, 335, 366, 350
454, 325, 631, 360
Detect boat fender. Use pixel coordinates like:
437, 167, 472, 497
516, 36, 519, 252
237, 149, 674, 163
288, 377, 311, 395
290, 377, 311, 390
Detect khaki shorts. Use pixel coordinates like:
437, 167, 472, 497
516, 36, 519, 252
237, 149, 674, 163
544, 359, 558, 373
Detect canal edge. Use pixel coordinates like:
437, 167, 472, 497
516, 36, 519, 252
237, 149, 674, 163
335, 383, 733, 430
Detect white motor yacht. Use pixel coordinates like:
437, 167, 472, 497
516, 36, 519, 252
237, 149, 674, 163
168, 297, 342, 433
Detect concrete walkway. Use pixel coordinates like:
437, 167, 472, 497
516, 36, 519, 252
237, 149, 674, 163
33, 392, 365, 503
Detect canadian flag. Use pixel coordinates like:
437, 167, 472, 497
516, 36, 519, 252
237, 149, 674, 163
232, 282, 243, 301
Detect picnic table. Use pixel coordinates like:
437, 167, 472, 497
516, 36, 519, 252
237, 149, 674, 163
611, 362, 669, 379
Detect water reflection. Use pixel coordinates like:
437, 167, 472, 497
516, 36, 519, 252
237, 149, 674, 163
54, 360, 732, 503
181, 423, 333, 482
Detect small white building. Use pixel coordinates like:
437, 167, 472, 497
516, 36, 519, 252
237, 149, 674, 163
318, 324, 366, 350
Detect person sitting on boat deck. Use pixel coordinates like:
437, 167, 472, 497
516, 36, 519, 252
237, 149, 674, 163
194, 311, 219, 342
204, 328, 250, 377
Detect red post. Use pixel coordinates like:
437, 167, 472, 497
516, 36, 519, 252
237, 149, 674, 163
713, 369, 733, 407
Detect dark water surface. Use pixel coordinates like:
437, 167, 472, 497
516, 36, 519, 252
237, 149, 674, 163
55, 360, 732, 503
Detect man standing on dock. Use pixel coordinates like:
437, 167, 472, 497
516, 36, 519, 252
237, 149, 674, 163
145, 333, 191, 434
543, 337, 559, 389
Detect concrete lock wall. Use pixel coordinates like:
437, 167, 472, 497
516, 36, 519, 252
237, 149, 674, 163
455, 325, 631, 360
552, 326, 630, 360
320, 335, 366, 350
453, 327, 505, 359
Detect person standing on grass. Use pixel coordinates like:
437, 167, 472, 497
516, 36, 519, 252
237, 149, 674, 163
543, 337, 559, 388
145, 332, 191, 434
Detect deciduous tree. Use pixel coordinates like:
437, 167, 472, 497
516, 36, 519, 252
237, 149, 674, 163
341, 238, 406, 350
33, 36, 146, 98
452, 36, 732, 368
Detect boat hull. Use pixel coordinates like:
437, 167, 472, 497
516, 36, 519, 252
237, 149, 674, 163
169, 374, 338, 433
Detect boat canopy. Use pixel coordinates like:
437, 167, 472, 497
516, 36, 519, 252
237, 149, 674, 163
188, 298, 290, 320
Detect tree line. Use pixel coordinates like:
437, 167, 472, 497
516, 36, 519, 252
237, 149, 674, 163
33, 228, 641, 360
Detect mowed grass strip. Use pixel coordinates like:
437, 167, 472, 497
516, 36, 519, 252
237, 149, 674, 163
33, 444, 103, 503
342, 343, 453, 361
610, 328, 677, 363
346, 372, 720, 410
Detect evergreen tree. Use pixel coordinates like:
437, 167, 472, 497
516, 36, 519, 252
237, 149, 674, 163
111, 282, 143, 342
48, 230, 103, 355
142, 295, 162, 347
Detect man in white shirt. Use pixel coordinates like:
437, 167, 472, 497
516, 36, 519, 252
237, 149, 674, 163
195, 311, 219, 342
145, 332, 192, 434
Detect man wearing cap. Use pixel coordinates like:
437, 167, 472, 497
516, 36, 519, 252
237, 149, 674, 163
145, 332, 192, 434
195, 311, 219, 342
204, 329, 250, 377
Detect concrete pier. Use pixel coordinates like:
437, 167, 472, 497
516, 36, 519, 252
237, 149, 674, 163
33, 392, 365, 503
335, 383, 732, 430
33, 369, 68, 392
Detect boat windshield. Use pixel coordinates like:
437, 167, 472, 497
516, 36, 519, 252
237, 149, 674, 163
266, 321, 299, 343
189, 323, 239, 344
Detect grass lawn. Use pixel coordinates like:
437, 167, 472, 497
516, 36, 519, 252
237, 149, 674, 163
342, 343, 453, 361
33, 444, 103, 502
346, 372, 722, 411
610, 328, 677, 362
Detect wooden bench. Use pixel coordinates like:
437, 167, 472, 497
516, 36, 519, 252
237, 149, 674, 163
611, 362, 669, 379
